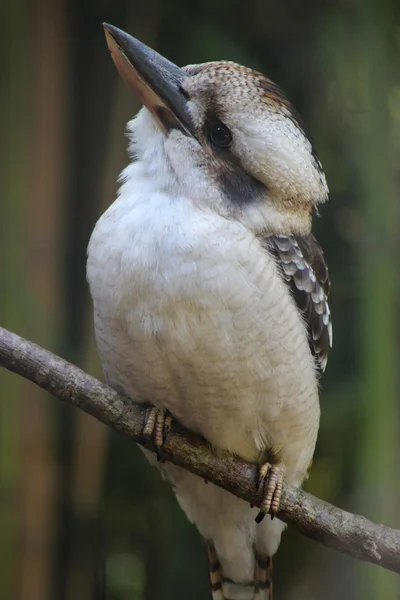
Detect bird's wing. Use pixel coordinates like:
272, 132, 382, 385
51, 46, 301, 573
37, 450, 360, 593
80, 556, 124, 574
264, 233, 332, 373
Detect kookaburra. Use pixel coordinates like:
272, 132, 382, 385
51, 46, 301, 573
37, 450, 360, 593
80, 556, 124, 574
87, 24, 332, 600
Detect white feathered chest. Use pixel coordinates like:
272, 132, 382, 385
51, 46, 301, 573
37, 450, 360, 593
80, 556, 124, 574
87, 169, 320, 485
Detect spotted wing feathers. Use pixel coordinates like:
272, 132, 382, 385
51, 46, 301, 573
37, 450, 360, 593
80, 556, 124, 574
266, 234, 332, 373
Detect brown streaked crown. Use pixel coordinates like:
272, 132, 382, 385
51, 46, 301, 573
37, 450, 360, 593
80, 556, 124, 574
183, 62, 305, 129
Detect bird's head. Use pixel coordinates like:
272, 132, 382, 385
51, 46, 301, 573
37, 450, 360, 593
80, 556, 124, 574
104, 24, 328, 235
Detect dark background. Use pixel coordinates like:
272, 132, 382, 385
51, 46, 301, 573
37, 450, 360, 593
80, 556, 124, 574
1, 0, 399, 598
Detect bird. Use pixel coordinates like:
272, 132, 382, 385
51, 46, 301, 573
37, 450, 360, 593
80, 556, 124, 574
87, 23, 332, 600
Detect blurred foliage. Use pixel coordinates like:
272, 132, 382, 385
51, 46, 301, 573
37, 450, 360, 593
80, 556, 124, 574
1, 0, 399, 598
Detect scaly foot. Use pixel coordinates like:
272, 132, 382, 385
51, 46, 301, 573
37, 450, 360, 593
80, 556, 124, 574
142, 406, 172, 462
255, 463, 285, 523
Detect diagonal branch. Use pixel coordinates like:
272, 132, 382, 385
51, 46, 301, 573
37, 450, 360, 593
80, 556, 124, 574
0, 325, 399, 573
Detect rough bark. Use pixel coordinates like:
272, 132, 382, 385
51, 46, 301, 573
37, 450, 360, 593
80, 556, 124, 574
0, 325, 399, 573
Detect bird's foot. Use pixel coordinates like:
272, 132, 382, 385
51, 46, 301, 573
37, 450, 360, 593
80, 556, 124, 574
142, 406, 172, 462
255, 463, 285, 523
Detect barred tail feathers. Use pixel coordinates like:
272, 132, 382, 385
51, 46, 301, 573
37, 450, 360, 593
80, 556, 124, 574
254, 554, 273, 600
207, 542, 273, 600
208, 542, 224, 600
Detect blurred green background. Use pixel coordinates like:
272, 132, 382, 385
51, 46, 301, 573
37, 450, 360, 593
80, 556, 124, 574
1, 0, 400, 598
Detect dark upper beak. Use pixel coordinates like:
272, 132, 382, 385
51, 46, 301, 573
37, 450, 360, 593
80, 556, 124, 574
103, 23, 194, 136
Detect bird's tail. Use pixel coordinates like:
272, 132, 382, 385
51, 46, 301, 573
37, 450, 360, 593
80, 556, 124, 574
207, 543, 273, 600
254, 554, 273, 600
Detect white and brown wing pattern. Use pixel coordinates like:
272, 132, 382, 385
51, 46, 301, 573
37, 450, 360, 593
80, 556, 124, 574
265, 233, 332, 373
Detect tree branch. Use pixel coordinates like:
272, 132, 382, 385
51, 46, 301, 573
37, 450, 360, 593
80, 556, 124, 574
0, 325, 399, 573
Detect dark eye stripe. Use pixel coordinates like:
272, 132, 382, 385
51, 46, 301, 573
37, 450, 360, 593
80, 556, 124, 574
202, 112, 265, 205
216, 164, 266, 206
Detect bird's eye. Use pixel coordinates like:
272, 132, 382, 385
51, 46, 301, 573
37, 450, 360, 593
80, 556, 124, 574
208, 121, 233, 149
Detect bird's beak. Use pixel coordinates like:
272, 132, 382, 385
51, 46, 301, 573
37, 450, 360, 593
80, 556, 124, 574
103, 23, 194, 136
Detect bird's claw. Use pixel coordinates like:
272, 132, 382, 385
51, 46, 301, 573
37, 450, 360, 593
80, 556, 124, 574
255, 463, 285, 523
143, 406, 172, 462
